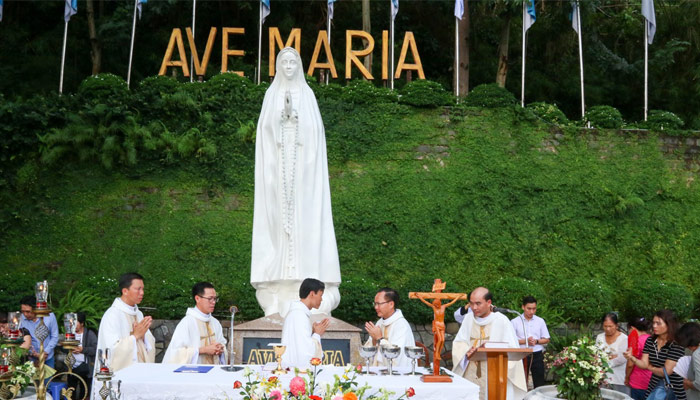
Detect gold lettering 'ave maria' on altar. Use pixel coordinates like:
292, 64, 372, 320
247, 349, 345, 366
159, 27, 425, 81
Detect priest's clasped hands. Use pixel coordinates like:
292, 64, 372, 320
200, 342, 225, 356
132, 316, 152, 340
313, 318, 331, 335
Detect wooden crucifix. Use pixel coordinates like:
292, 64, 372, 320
409, 279, 467, 383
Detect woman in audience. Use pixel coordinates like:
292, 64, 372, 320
677, 322, 700, 400
625, 317, 652, 400
624, 309, 686, 400
66, 312, 97, 400
596, 312, 629, 394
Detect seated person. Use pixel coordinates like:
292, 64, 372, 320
66, 312, 97, 400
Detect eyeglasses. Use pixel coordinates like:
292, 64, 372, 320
373, 301, 391, 307
200, 296, 219, 303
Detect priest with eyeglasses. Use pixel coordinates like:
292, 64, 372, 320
162, 282, 227, 365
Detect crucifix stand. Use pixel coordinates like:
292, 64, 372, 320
409, 279, 467, 383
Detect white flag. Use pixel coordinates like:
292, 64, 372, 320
524, 0, 536, 32
641, 0, 655, 44
261, 0, 270, 24
137, 0, 147, 19
64, 0, 77, 22
454, 0, 463, 20
328, 0, 336, 20
570, 1, 580, 35
391, 0, 398, 21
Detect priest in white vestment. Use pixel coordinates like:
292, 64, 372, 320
364, 288, 416, 368
452, 287, 527, 400
281, 278, 329, 368
96, 273, 155, 374
162, 282, 227, 364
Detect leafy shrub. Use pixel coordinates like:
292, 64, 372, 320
527, 102, 569, 125
642, 110, 685, 130
52, 288, 110, 331
583, 105, 623, 129
40, 103, 143, 169
463, 83, 517, 108
340, 80, 398, 105
489, 277, 546, 310
136, 75, 180, 101
622, 281, 694, 321
549, 278, 614, 324
399, 80, 454, 108
78, 73, 129, 106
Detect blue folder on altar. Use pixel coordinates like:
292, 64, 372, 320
173, 365, 214, 373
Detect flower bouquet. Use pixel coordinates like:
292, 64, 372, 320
546, 336, 611, 400
234, 358, 415, 400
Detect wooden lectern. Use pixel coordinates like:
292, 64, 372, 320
471, 347, 532, 400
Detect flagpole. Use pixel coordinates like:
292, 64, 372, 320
127, 0, 138, 88
390, 1, 394, 90
59, 21, 69, 95
326, 11, 331, 85
190, 0, 196, 82
521, 1, 526, 107
257, 1, 263, 85
576, 1, 585, 119
455, 17, 459, 97
644, 21, 648, 121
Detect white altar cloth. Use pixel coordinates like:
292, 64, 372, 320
113, 363, 479, 400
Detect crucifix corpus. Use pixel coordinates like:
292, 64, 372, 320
409, 279, 467, 383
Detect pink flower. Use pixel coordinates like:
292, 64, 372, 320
332, 396, 343, 400
289, 376, 306, 397
270, 390, 283, 400
355, 364, 362, 373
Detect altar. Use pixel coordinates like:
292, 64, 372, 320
113, 363, 480, 400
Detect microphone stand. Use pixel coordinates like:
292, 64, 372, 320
493, 306, 529, 349
222, 305, 243, 372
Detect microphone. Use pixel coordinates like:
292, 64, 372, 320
230, 306, 239, 314
492, 306, 519, 315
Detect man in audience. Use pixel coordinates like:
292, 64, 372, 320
364, 287, 416, 368
162, 282, 227, 364
511, 295, 550, 388
19, 296, 59, 368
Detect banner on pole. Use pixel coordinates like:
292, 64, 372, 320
391, 0, 398, 21
570, 1, 580, 35
524, 0, 536, 32
454, 0, 463, 20
328, 0, 336, 21
64, 0, 77, 22
641, 0, 655, 44
261, 0, 270, 24
137, 0, 147, 19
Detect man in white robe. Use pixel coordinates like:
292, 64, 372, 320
96, 273, 155, 373
452, 287, 527, 400
281, 278, 329, 368
162, 282, 227, 364
364, 287, 416, 368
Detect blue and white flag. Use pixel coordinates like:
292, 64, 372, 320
642, 0, 656, 44
524, 0, 536, 32
0, 0, 4, 22
64, 0, 77, 22
390, 0, 398, 21
570, 0, 580, 35
328, 0, 336, 20
261, 0, 270, 24
454, 0, 463, 20
137, 0, 147, 19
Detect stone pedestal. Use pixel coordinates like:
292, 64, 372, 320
230, 313, 362, 366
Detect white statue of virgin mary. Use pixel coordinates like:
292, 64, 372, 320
250, 47, 341, 317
